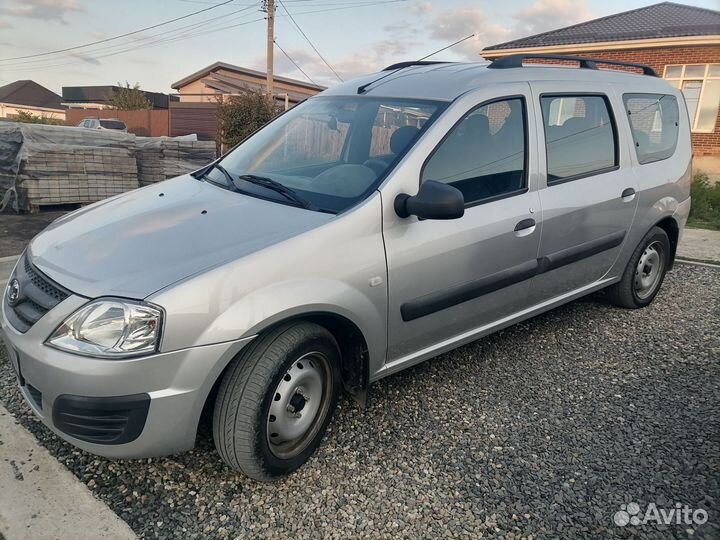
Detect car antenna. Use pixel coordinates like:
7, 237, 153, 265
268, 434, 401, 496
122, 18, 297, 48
357, 33, 476, 95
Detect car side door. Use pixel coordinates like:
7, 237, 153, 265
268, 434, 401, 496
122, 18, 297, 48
527, 83, 638, 303
380, 84, 542, 374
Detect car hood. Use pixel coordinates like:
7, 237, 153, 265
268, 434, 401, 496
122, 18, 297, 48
28, 175, 333, 299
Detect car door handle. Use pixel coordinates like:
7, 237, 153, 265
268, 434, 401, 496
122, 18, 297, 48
514, 218, 536, 237
621, 188, 636, 201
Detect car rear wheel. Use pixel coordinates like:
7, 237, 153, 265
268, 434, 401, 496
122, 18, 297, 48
607, 226, 670, 308
212, 322, 340, 481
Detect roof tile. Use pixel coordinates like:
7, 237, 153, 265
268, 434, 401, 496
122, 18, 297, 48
483, 2, 720, 51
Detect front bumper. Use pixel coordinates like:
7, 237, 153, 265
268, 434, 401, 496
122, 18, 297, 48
1, 293, 253, 458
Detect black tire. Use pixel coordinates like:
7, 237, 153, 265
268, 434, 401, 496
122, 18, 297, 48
607, 226, 670, 309
212, 322, 340, 481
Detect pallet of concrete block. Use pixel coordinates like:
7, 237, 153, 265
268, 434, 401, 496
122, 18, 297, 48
136, 136, 216, 186
21, 146, 138, 210
0, 122, 138, 212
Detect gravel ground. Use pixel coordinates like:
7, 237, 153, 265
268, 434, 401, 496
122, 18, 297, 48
0, 210, 66, 258
1, 264, 718, 540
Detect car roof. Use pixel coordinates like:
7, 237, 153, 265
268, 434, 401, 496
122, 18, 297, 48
322, 62, 678, 101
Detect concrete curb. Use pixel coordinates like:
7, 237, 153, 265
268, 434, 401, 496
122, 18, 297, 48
0, 405, 137, 540
676, 258, 720, 269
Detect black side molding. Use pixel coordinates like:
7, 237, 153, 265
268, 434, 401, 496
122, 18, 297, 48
401, 259, 539, 322
537, 230, 626, 273
401, 230, 627, 322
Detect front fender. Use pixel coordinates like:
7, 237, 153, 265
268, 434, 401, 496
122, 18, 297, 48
200, 277, 385, 368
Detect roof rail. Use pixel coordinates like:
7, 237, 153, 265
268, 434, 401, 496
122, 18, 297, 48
487, 54, 658, 77
382, 60, 452, 71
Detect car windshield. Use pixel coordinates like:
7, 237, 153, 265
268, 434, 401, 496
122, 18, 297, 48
100, 120, 126, 130
205, 96, 444, 213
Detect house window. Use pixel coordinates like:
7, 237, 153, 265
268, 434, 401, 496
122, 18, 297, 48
664, 64, 720, 133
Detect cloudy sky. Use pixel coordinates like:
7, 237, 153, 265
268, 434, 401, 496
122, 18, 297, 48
0, 0, 716, 94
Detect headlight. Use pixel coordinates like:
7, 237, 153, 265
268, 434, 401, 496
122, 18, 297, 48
46, 299, 163, 358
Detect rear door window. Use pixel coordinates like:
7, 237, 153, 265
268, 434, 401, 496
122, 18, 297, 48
540, 95, 617, 182
623, 94, 679, 164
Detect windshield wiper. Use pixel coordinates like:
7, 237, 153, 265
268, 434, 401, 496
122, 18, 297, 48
198, 166, 321, 211
201, 162, 236, 186
196, 162, 240, 189
237, 174, 317, 211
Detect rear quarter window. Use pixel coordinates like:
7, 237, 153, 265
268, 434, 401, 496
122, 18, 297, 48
100, 120, 126, 130
622, 94, 679, 165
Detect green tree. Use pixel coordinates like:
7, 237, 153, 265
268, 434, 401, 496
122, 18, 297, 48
110, 82, 152, 110
13, 110, 66, 125
216, 89, 280, 148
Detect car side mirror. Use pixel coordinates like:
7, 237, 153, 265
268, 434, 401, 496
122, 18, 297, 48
394, 180, 465, 220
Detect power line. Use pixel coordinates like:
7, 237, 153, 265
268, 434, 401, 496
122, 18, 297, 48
281, 1, 409, 16
1, 17, 265, 73
274, 40, 317, 84
1, 0, 409, 71
277, 0, 343, 82
0, 5, 259, 66
0, 0, 238, 62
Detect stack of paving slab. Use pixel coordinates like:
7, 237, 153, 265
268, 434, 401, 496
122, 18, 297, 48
136, 139, 216, 186
22, 146, 138, 208
0, 123, 216, 213
0, 123, 138, 212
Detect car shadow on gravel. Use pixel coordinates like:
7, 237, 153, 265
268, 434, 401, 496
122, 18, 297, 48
1, 265, 718, 540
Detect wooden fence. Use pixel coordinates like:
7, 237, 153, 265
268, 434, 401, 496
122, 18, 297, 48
65, 109, 169, 137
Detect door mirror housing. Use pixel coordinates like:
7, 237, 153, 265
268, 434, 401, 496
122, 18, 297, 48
394, 180, 465, 220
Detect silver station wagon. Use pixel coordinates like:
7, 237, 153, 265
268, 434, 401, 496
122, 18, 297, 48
1, 55, 691, 480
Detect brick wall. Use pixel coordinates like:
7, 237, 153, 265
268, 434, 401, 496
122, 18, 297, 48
65, 109, 169, 137
485, 46, 720, 158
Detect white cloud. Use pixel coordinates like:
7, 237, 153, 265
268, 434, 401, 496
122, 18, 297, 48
427, 0, 595, 59
512, 0, 595, 38
0, 0, 82, 23
429, 7, 511, 60
412, 1, 432, 14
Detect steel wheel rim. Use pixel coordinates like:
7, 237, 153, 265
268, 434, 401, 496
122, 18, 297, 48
266, 351, 332, 460
634, 241, 665, 300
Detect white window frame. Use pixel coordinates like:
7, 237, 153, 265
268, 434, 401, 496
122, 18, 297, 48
663, 63, 720, 133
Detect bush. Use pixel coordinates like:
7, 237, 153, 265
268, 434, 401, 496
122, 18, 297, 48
688, 172, 720, 231
110, 82, 152, 110
216, 89, 280, 149
12, 110, 66, 125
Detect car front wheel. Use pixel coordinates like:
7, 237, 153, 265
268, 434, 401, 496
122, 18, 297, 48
212, 322, 340, 481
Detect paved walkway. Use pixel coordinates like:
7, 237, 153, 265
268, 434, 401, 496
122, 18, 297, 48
677, 227, 720, 263
0, 405, 137, 540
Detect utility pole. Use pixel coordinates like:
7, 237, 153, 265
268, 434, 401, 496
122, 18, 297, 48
264, 0, 275, 97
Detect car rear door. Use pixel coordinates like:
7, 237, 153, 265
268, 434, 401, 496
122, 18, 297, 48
527, 82, 638, 303
381, 84, 542, 371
